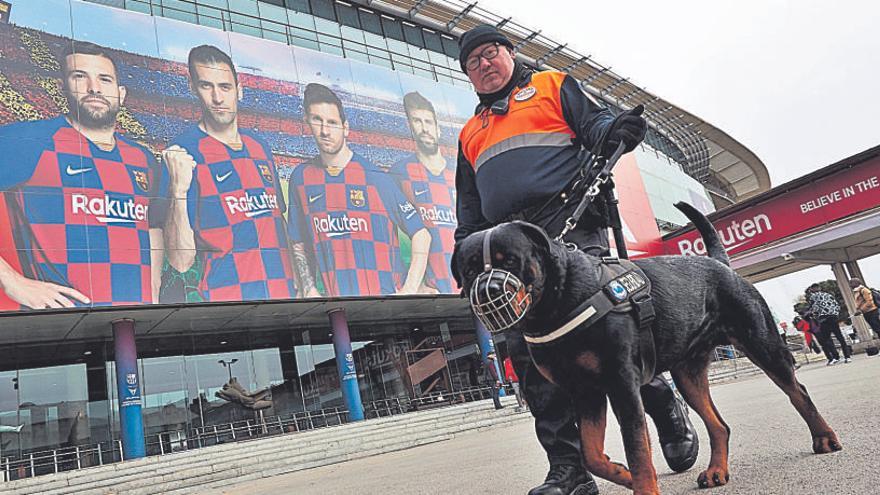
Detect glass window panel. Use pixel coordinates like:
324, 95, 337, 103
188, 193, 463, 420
231, 21, 262, 37
228, 0, 259, 16
286, 0, 310, 14
230, 11, 260, 27
369, 55, 393, 69
314, 16, 340, 36
291, 36, 320, 51
162, 7, 198, 24
319, 43, 344, 57
288, 10, 315, 29
196, 4, 225, 22
198, 0, 228, 8
290, 25, 318, 41
198, 14, 225, 30
359, 10, 382, 35
127, 1, 153, 14
317, 33, 341, 47
340, 25, 364, 43
382, 17, 404, 42
262, 25, 288, 43
309, 0, 336, 21
441, 36, 459, 58
386, 38, 408, 56
258, 2, 289, 22
402, 23, 423, 48
423, 31, 443, 53
336, 3, 359, 28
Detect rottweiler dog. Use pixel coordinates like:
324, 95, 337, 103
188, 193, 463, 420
451, 202, 841, 494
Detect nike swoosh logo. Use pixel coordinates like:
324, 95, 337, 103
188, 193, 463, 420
414, 189, 428, 196
245, 210, 271, 218
66, 165, 93, 176
309, 194, 324, 203
216, 171, 234, 182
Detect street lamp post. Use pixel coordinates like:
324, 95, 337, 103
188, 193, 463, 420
218, 358, 238, 383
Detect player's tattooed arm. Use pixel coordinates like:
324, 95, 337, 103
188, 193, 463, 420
397, 228, 433, 295
0, 256, 90, 309
162, 145, 197, 272
292, 243, 320, 298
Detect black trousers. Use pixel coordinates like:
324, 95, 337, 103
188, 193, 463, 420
863, 309, 880, 338
817, 317, 851, 359
507, 331, 677, 467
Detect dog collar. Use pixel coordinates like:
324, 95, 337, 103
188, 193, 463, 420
523, 261, 652, 345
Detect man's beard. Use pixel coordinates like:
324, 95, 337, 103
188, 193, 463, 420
415, 134, 439, 156
68, 93, 119, 129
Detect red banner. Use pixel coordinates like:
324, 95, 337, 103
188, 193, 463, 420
665, 157, 880, 257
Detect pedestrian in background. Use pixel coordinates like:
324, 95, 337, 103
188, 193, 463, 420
850, 278, 880, 338
794, 315, 822, 354
807, 283, 851, 364
485, 352, 504, 410
503, 355, 526, 411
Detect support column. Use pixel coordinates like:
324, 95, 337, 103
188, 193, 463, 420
474, 318, 505, 396
831, 263, 873, 343
112, 319, 145, 460
327, 309, 364, 421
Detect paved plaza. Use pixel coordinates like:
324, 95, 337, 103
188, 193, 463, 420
205, 356, 879, 495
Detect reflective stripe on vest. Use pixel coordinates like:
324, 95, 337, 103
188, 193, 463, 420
459, 71, 575, 171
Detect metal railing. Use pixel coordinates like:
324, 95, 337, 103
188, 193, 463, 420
1, 441, 123, 482
707, 341, 824, 384
0, 388, 504, 482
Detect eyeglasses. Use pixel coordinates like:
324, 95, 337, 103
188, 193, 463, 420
465, 43, 502, 72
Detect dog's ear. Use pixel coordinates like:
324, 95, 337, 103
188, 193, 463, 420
510, 221, 554, 258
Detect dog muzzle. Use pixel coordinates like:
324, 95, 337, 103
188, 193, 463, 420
468, 228, 532, 333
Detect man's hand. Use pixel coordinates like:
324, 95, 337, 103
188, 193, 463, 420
163, 145, 197, 197
606, 104, 647, 155
2, 273, 90, 309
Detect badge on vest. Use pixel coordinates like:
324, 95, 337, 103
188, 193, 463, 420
514, 86, 536, 101
604, 271, 647, 303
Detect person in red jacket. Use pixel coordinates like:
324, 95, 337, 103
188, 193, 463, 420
503, 355, 526, 411
794, 315, 822, 354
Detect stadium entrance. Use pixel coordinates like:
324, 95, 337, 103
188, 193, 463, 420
0, 296, 494, 471
665, 145, 880, 343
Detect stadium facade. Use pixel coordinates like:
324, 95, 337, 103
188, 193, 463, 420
0, 0, 767, 475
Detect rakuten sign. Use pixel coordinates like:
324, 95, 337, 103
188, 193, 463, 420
665, 155, 880, 258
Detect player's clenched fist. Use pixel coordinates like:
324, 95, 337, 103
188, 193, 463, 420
163, 145, 197, 196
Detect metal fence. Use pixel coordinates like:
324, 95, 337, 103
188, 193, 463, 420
1, 385, 502, 482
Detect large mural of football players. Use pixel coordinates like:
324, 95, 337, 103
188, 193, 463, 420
161, 44, 296, 302
286, 82, 432, 297
0, 40, 167, 309
0, 0, 497, 312
389, 91, 458, 293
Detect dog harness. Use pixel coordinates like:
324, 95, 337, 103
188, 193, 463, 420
523, 258, 657, 385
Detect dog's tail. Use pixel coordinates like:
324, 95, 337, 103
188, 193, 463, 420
674, 201, 730, 266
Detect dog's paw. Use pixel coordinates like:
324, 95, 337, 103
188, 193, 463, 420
697, 467, 730, 489
812, 433, 843, 454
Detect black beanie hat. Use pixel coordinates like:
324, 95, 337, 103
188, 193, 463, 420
458, 24, 513, 72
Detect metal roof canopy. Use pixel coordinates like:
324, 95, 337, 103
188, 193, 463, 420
363, 0, 770, 205
664, 144, 880, 283
732, 208, 880, 283
0, 295, 472, 347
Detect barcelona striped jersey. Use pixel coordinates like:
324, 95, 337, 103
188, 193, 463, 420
389, 154, 458, 293
171, 126, 295, 302
287, 153, 425, 297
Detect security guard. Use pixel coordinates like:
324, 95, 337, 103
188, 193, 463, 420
454, 25, 699, 495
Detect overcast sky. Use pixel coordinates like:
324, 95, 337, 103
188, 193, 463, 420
479, 0, 880, 324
